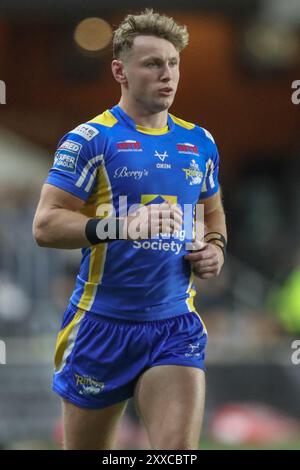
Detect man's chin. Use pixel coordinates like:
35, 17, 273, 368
151, 97, 174, 113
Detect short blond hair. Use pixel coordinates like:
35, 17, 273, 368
113, 9, 189, 61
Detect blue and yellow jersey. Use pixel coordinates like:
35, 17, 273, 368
46, 105, 220, 321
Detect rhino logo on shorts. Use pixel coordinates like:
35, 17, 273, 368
74, 373, 105, 396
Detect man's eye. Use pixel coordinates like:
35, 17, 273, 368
145, 62, 155, 67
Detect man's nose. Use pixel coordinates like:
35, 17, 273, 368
160, 63, 172, 81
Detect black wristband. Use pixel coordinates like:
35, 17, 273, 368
85, 218, 123, 245
204, 231, 227, 260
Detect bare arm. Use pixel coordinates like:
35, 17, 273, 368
202, 188, 227, 241
32, 184, 91, 249
32, 184, 184, 249
185, 189, 227, 279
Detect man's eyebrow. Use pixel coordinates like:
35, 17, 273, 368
141, 55, 179, 61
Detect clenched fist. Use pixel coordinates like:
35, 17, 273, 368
185, 240, 224, 279
123, 202, 183, 240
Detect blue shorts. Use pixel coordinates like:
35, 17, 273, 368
52, 303, 208, 409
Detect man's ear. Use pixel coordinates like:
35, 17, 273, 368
111, 59, 128, 84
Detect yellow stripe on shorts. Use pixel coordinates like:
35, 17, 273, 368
54, 308, 85, 373
193, 310, 208, 335
186, 273, 208, 334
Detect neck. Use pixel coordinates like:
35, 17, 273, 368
118, 97, 168, 129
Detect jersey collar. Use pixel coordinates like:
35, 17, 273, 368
111, 104, 174, 135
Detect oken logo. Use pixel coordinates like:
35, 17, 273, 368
291, 80, 300, 105
0, 80, 6, 104
291, 340, 300, 365
0, 340, 6, 365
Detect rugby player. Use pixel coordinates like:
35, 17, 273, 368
33, 9, 227, 450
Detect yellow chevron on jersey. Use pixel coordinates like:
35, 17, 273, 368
89, 110, 118, 127
169, 114, 195, 130
141, 194, 178, 205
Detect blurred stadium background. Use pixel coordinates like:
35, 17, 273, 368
0, 0, 300, 450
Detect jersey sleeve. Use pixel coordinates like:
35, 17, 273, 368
45, 125, 103, 201
199, 128, 220, 199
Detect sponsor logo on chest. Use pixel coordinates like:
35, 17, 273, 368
116, 140, 142, 152
176, 142, 199, 156
154, 150, 171, 169
113, 166, 149, 180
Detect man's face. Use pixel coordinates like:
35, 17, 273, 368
122, 35, 180, 113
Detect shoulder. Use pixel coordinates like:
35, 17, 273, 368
169, 113, 217, 149
88, 109, 118, 130
169, 113, 196, 131
61, 109, 118, 147
169, 113, 215, 142
70, 109, 118, 141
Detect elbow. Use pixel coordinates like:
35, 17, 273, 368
33, 230, 48, 247
32, 213, 51, 247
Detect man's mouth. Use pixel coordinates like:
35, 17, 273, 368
158, 87, 173, 95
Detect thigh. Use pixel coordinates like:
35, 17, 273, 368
62, 398, 128, 450
134, 365, 205, 450
53, 307, 149, 409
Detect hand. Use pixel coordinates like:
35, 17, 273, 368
123, 202, 183, 240
184, 241, 224, 279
